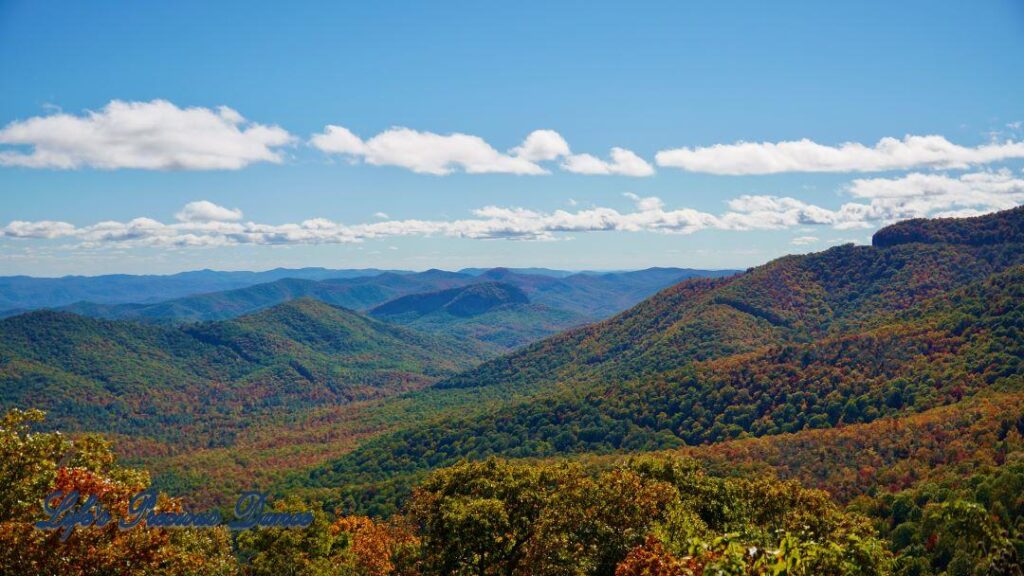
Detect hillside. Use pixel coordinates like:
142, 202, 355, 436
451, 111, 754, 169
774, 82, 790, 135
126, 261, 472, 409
0, 267, 397, 313
0, 298, 487, 448
292, 206, 1024, 514
7, 207, 1024, 535
57, 271, 476, 323
872, 205, 1024, 247
308, 264, 1024, 501
479, 266, 738, 317
437, 226, 1024, 394
370, 282, 588, 349
371, 281, 529, 317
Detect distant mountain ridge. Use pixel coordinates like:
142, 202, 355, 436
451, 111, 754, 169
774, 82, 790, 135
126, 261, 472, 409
15, 268, 736, 351
0, 266, 737, 316
457, 267, 577, 278
371, 282, 529, 318
0, 267, 403, 313
55, 272, 475, 323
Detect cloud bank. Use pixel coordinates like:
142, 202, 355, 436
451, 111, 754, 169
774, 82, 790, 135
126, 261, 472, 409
655, 135, 1024, 175
310, 126, 547, 175
5, 170, 1021, 248
310, 126, 654, 176
3, 100, 1022, 178
0, 100, 295, 170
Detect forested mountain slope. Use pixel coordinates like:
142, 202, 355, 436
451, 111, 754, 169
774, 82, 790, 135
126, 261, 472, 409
477, 266, 735, 317
0, 267, 397, 313
57, 270, 476, 323
872, 205, 1024, 247
371, 281, 530, 317
294, 207, 1024, 514
438, 210, 1024, 394
0, 298, 487, 447
370, 282, 589, 349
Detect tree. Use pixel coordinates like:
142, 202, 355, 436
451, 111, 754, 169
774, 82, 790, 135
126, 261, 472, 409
0, 408, 238, 576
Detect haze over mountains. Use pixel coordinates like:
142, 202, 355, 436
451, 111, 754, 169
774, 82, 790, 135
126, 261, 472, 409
0, 266, 729, 316
0, 267, 400, 313
2, 266, 733, 353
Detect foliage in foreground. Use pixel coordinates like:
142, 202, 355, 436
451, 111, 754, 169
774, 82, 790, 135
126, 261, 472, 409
406, 457, 891, 576
0, 408, 238, 575
5, 408, 1024, 575
0, 408, 406, 576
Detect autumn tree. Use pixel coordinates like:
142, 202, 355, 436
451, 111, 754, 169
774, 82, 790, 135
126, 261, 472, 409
0, 408, 238, 575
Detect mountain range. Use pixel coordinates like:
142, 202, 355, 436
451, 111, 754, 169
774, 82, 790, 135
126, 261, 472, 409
0, 264, 734, 497
4, 266, 732, 353
0, 266, 729, 317
0, 267, 401, 313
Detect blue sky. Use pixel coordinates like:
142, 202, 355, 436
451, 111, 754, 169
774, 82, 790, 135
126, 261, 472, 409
2, 0, 1023, 275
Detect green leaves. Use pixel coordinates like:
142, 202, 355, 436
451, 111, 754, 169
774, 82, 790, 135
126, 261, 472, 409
0, 408, 66, 520
405, 456, 891, 576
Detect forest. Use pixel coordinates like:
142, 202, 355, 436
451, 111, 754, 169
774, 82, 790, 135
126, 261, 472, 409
3, 408, 1021, 575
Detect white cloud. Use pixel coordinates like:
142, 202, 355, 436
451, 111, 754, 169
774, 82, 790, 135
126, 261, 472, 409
175, 201, 243, 222
655, 135, 1024, 175
2, 220, 77, 239
0, 195, 818, 247
310, 126, 546, 175
374, 212, 390, 219
623, 192, 665, 211
0, 100, 295, 170
562, 147, 655, 176
510, 129, 571, 161
719, 195, 846, 230
843, 169, 1024, 221
709, 170, 1024, 231
0, 196, 727, 247
311, 125, 652, 176
791, 236, 819, 246
306, 126, 365, 156
5, 170, 1022, 249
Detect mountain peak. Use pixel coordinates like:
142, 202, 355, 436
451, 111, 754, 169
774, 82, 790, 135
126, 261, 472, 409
240, 296, 350, 320
481, 267, 513, 279
418, 268, 467, 279
873, 205, 1024, 248
372, 281, 529, 318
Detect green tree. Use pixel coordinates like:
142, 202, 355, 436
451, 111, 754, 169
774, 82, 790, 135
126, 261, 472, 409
0, 408, 238, 576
